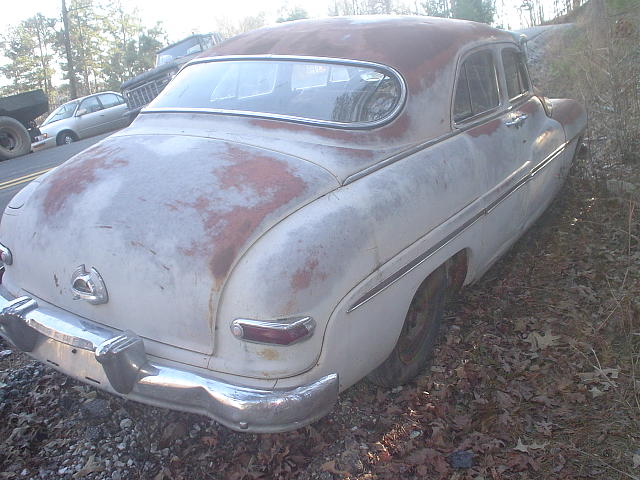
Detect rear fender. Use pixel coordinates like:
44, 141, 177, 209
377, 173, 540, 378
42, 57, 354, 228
550, 99, 587, 141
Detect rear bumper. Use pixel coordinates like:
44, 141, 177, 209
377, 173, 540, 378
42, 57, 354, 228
0, 286, 338, 432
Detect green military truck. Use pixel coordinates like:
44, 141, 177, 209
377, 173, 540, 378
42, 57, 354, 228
0, 89, 49, 160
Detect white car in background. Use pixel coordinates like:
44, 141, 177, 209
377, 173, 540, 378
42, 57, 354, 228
32, 92, 129, 150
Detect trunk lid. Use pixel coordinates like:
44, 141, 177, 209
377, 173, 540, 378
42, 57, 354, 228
4, 134, 338, 354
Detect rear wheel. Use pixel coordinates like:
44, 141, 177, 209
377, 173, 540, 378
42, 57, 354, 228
57, 131, 77, 146
0, 116, 31, 160
367, 266, 447, 388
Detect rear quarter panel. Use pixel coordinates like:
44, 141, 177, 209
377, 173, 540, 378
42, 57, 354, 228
216, 134, 489, 385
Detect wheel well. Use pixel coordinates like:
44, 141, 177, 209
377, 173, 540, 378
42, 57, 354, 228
57, 130, 77, 142
444, 249, 468, 295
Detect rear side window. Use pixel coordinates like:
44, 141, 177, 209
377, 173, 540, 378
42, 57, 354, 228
502, 49, 530, 100
453, 50, 499, 123
98, 93, 125, 109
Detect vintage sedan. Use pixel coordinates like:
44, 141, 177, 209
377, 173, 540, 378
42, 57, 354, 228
0, 17, 586, 433
32, 91, 129, 150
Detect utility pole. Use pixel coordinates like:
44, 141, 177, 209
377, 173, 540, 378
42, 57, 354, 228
61, 0, 78, 99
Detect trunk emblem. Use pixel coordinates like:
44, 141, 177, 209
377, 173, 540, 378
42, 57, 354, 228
71, 265, 108, 305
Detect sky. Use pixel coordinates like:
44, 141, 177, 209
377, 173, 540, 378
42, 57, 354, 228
1, 0, 333, 43
1, 0, 547, 42
1, 0, 561, 87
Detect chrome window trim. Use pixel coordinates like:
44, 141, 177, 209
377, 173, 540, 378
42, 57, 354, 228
344, 105, 510, 185
142, 55, 408, 130
451, 46, 504, 128
345, 43, 534, 186
500, 46, 532, 103
347, 137, 575, 313
506, 92, 534, 112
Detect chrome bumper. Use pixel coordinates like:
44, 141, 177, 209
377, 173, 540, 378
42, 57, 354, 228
0, 288, 338, 433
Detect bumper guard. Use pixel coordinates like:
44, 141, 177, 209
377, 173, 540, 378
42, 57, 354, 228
0, 289, 338, 432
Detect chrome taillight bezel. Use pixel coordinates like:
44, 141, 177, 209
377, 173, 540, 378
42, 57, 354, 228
230, 316, 315, 346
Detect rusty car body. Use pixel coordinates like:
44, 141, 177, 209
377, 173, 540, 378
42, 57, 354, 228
0, 17, 586, 433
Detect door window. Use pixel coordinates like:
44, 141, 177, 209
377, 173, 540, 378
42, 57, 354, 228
502, 49, 530, 100
79, 96, 102, 114
98, 93, 125, 109
453, 50, 499, 123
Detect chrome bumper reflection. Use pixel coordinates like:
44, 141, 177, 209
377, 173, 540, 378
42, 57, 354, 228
0, 288, 338, 433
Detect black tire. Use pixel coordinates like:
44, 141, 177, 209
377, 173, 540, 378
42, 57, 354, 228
367, 266, 447, 388
0, 116, 31, 160
56, 131, 77, 146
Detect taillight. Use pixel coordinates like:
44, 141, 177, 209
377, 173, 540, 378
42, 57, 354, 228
231, 316, 315, 346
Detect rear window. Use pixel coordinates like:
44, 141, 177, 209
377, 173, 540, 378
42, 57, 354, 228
147, 59, 405, 127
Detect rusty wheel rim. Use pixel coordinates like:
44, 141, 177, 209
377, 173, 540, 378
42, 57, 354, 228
397, 275, 440, 365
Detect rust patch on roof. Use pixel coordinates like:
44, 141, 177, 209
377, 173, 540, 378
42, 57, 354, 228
42, 143, 128, 217
174, 146, 308, 285
467, 118, 501, 138
207, 17, 510, 93
195, 17, 515, 146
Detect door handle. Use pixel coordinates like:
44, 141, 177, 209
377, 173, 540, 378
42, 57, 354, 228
505, 114, 528, 128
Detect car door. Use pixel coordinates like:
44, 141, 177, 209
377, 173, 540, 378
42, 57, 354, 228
75, 96, 106, 139
499, 47, 567, 228
452, 47, 528, 269
96, 93, 130, 131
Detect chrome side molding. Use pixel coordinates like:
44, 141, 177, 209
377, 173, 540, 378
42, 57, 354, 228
348, 138, 574, 313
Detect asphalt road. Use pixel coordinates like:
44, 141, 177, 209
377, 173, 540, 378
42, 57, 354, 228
0, 133, 112, 211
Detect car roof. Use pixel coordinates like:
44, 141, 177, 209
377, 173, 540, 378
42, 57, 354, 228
158, 34, 213, 53
135, 16, 520, 178
205, 16, 514, 95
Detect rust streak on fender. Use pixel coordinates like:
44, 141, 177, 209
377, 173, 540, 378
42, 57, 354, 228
518, 99, 539, 115
174, 146, 308, 286
42, 143, 128, 217
552, 100, 584, 126
290, 257, 319, 292
467, 118, 501, 138
258, 348, 279, 361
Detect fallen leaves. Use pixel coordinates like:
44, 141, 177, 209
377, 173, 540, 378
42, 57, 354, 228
514, 438, 548, 454
524, 331, 562, 351
320, 460, 350, 476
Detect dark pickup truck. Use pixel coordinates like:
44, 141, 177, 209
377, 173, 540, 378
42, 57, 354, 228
0, 89, 49, 160
121, 33, 222, 121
